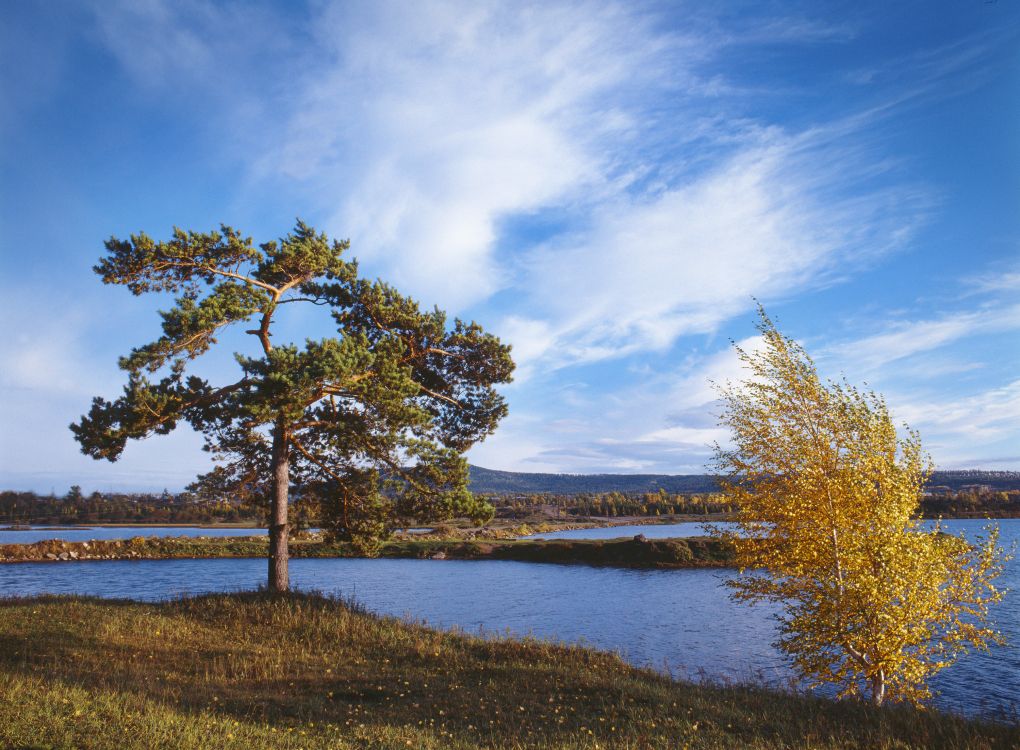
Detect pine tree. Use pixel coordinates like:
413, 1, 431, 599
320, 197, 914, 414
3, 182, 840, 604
71, 222, 514, 590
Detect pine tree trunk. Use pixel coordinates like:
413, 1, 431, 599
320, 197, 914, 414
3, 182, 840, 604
268, 419, 290, 593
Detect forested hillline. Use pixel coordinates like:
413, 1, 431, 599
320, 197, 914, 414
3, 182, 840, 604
2, 478, 1019, 526
466, 466, 1020, 494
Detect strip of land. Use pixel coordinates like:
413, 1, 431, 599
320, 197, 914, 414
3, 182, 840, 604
0, 592, 1015, 749
0, 534, 734, 568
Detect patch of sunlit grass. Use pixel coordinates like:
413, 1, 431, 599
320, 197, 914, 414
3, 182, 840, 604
0, 592, 1016, 749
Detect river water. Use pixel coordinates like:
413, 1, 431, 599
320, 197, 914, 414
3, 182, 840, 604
0, 520, 1016, 719
0, 526, 266, 545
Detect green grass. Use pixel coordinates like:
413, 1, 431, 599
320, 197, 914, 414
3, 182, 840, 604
0, 592, 1015, 749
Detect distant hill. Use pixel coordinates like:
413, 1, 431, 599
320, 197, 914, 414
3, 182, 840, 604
923, 470, 1020, 492
467, 466, 1020, 495
467, 466, 721, 494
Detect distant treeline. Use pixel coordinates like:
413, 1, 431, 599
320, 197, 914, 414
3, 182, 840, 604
487, 490, 734, 518
467, 465, 1020, 495
0, 487, 259, 526
919, 489, 1020, 519
487, 488, 1020, 520
3, 481, 1018, 526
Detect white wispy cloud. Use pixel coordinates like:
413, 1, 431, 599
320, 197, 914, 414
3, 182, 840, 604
824, 303, 1020, 373
85, 0, 290, 90
817, 302, 1020, 468
88, 0, 217, 83
243, 0, 934, 333
515, 135, 930, 370
897, 380, 1020, 443
965, 264, 1020, 294
79, 0, 938, 363
256, 1, 690, 310
16, 0, 1012, 482
471, 337, 765, 473
476, 290, 1020, 474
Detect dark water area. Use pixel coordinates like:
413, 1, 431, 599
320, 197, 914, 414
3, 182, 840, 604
0, 520, 1016, 719
0, 526, 267, 545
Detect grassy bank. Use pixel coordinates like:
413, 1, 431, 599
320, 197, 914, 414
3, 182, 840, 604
0, 592, 1015, 749
386, 536, 733, 567
0, 534, 734, 568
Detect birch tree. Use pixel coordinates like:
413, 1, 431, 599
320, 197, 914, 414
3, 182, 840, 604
712, 308, 1008, 705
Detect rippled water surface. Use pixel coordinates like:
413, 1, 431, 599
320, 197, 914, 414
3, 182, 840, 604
1, 519, 1016, 718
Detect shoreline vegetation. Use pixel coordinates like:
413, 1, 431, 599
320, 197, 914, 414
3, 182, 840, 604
1, 591, 1016, 749
0, 531, 734, 569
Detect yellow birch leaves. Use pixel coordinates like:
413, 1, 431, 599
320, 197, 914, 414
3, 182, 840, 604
712, 308, 1008, 706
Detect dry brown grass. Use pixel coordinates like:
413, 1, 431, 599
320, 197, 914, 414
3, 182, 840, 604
1, 591, 1016, 749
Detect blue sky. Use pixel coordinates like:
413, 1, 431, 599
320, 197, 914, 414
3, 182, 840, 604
1, 0, 1018, 492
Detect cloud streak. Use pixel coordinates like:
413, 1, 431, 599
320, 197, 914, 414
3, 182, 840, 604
824, 303, 1020, 373
252, 1, 677, 310
248, 0, 935, 339
515, 135, 931, 370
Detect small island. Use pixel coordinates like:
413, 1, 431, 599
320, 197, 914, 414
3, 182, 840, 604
0, 530, 734, 568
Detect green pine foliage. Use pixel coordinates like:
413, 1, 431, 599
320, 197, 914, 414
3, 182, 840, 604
70, 222, 514, 585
